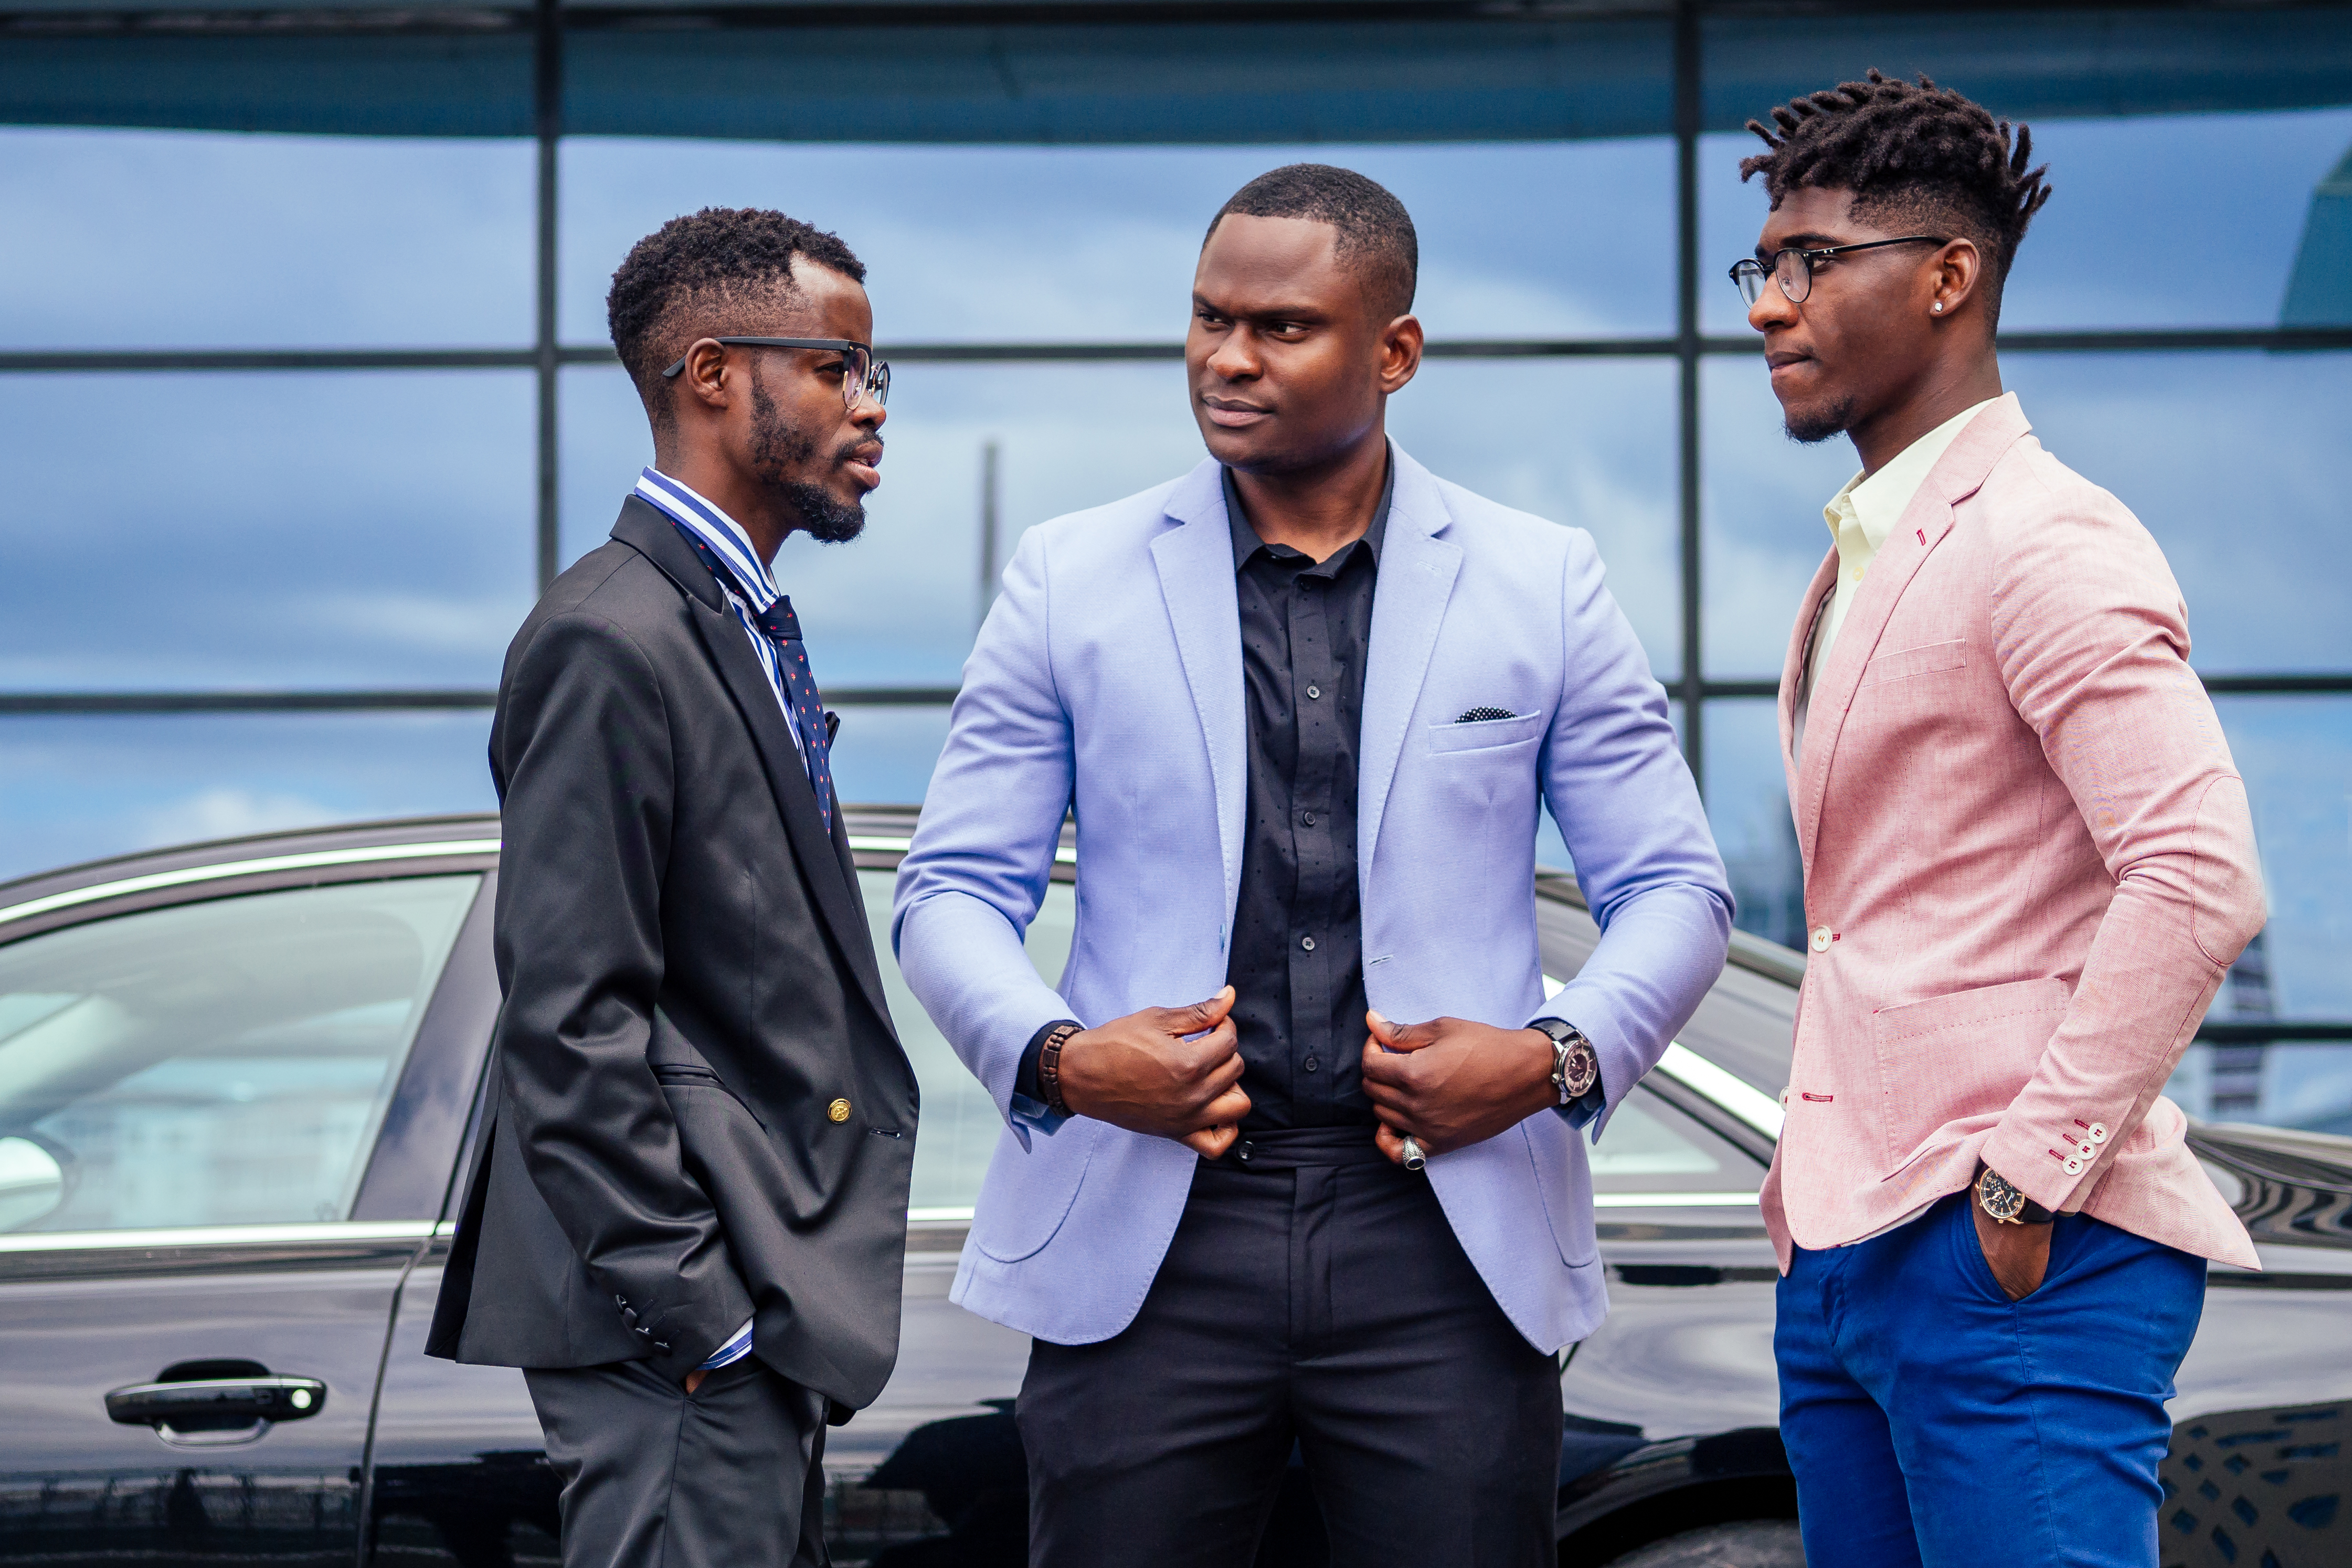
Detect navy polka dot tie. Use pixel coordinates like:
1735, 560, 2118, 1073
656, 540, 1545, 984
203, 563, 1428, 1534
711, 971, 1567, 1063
666, 522, 836, 831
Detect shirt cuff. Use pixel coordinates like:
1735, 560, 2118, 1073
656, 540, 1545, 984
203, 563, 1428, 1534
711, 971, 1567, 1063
697, 1318, 755, 1371
1015, 1019, 1082, 1107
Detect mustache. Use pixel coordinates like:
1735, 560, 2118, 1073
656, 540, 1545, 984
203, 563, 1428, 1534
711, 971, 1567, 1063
835, 433, 882, 461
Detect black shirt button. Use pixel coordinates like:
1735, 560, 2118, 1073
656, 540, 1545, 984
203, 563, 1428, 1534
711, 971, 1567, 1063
1306, 685, 1321, 700
1300, 935, 1316, 951
1301, 810, 1316, 826
1305, 1056, 1319, 1073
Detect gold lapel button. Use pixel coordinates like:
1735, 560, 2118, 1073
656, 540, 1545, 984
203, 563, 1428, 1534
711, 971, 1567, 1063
827, 1098, 852, 1124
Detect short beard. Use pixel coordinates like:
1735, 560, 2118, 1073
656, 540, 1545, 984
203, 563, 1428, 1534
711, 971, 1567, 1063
1783, 394, 1858, 446
749, 364, 870, 545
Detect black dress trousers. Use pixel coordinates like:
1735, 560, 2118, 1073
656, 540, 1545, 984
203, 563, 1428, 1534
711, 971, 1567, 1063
524, 1354, 831, 1568
1016, 1129, 1562, 1568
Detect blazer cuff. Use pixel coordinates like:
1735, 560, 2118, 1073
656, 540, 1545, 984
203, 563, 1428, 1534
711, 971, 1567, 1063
1980, 1114, 2117, 1215
1529, 989, 1647, 1143
1014, 1018, 1080, 1106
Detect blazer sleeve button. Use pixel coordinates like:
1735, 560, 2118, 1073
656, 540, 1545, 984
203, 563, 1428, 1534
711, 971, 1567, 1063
2063, 1156, 2085, 1176
2087, 1122, 2109, 1144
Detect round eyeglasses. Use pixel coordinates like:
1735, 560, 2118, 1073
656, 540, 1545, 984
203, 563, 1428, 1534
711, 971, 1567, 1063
1728, 236, 1948, 307
660, 337, 890, 410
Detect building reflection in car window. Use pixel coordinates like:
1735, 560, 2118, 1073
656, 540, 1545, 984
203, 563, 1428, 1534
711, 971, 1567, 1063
1586, 1101, 1724, 1181
862, 871, 1076, 1214
0, 875, 479, 1233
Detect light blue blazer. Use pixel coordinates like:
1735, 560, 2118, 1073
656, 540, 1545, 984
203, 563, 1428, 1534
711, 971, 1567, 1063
893, 446, 1733, 1352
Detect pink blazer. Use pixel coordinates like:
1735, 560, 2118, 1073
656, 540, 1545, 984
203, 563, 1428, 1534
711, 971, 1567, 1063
1758, 394, 2263, 1272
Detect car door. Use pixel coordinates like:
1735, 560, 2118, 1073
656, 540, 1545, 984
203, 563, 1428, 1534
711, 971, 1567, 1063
0, 866, 491, 1566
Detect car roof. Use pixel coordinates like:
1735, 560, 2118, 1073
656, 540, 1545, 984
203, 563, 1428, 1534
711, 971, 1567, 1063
0, 803, 1804, 1021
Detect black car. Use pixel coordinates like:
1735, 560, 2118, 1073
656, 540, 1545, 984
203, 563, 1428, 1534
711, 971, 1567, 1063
0, 810, 2345, 1568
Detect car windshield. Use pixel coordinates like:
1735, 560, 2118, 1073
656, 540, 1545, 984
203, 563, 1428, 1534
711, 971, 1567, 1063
0, 875, 480, 1233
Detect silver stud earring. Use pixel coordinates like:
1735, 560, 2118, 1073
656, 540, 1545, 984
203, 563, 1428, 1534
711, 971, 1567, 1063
1932, 302, 1944, 313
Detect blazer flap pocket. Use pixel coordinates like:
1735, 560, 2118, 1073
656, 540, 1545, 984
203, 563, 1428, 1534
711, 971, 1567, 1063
1870, 976, 2070, 1044
1862, 639, 1967, 687
1427, 711, 1545, 754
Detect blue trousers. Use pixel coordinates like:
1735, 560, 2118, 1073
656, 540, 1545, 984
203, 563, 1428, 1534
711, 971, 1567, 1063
1776, 1192, 2205, 1568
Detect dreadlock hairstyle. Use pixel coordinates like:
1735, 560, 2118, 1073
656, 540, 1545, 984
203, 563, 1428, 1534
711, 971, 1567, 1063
1740, 70, 2051, 329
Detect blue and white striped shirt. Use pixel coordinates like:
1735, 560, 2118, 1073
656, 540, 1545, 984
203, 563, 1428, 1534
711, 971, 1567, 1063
632, 467, 804, 762
632, 468, 772, 1375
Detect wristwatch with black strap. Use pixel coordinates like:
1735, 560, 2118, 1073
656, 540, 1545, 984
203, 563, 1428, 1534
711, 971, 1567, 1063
1531, 1018, 1600, 1104
1974, 1163, 2054, 1226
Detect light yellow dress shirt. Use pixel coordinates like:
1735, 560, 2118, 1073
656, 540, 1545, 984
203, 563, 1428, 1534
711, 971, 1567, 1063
1793, 397, 2001, 766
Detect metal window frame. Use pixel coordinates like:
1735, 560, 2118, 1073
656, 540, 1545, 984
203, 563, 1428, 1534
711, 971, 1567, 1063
2, 0, 2348, 770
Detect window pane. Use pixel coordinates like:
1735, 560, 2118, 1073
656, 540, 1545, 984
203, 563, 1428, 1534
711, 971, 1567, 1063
1999, 352, 2352, 673
1702, 698, 1805, 953
0, 129, 533, 349
0, 371, 534, 693
0, 713, 496, 884
2212, 696, 2352, 1024
1700, 109, 2352, 335
1699, 356, 1857, 680
560, 137, 1675, 346
564, 18, 1671, 148
861, 870, 1074, 1214
1700, 351, 2352, 678
566, 357, 1679, 691
0, 33, 532, 139
1699, 8, 2352, 331
0, 876, 481, 1233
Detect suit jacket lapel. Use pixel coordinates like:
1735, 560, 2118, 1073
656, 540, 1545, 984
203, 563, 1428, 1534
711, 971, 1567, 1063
612, 501, 896, 1037
1150, 461, 1248, 935
1788, 395, 2032, 870
1781, 553, 1838, 871
1359, 447, 1463, 868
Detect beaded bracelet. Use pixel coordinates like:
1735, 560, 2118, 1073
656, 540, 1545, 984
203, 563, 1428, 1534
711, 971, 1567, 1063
1038, 1022, 1082, 1119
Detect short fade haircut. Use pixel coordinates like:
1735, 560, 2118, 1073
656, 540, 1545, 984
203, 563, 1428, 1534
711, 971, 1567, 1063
1205, 164, 1418, 321
607, 206, 866, 426
1740, 71, 2051, 330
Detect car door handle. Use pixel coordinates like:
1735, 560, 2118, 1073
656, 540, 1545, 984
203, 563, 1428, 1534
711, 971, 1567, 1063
105, 1377, 327, 1446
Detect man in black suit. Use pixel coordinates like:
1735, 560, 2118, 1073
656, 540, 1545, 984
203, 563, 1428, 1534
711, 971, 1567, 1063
427, 206, 915, 1568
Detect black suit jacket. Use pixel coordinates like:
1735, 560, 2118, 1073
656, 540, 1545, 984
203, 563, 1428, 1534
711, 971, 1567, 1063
426, 497, 918, 1408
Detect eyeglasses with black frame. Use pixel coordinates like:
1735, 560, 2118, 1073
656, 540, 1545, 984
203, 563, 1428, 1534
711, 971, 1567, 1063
660, 337, 890, 410
1729, 236, 1948, 307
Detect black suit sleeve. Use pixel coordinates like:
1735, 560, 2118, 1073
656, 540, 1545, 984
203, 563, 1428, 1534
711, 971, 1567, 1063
490, 610, 755, 1381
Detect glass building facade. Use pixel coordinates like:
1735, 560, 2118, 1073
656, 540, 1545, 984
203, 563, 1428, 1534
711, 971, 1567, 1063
4, 1, 2348, 1131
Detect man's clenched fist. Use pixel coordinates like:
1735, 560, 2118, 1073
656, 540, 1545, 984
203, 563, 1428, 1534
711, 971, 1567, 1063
1058, 986, 1252, 1159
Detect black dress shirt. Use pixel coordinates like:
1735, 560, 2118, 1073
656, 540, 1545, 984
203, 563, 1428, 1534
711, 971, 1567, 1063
1219, 461, 1391, 1129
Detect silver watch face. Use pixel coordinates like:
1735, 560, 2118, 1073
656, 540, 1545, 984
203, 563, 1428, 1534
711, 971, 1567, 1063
1562, 1041, 1599, 1098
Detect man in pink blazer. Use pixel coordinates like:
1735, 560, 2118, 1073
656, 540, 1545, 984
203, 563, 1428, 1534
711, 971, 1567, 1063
1732, 73, 2267, 1568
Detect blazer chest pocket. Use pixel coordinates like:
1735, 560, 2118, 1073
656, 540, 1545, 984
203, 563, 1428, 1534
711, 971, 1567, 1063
1861, 639, 1966, 687
1426, 711, 1544, 755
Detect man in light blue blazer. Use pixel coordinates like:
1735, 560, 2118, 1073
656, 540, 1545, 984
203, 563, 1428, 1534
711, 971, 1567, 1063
894, 165, 1732, 1566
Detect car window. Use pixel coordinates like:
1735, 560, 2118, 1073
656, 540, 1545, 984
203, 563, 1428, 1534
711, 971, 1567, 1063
0, 875, 481, 1234
1592, 1090, 1760, 1196
862, 870, 1074, 1213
